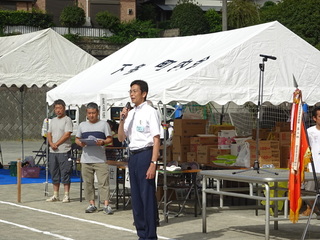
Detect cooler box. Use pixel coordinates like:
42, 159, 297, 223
22, 167, 41, 178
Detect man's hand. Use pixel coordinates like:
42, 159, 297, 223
50, 143, 58, 150
96, 139, 105, 146
146, 163, 156, 179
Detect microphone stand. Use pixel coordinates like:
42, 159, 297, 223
233, 55, 278, 175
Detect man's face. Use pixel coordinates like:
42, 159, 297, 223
313, 110, 320, 127
86, 108, 99, 123
54, 104, 65, 118
129, 84, 147, 106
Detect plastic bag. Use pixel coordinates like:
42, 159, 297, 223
235, 141, 250, 168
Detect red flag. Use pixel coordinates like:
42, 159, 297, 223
288, 89, 311, 223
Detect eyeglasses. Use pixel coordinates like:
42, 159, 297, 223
128, 89, 140, 94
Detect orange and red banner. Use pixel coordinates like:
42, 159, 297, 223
288, 89, 311, 223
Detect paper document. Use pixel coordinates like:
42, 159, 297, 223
79, 135, 101, 146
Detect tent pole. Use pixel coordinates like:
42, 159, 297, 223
20, 86, 25, 161
162, 104, 168, 223
44, 103, 49, 196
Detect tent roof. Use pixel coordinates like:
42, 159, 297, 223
47, 21, 320, 106
0, 29, 98, 88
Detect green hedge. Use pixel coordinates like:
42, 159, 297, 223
0, 10, 54, 28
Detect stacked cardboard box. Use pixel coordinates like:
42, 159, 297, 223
172, 119, 207, 162
208, 124, 235, 135
273, 122, 291, 168
246, 139, 280, 168
252, 128, 272, 140
218, 130, 236, 149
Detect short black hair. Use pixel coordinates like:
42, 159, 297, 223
53, 99, 66, 108
86, 102, 99, 111
312, 106, 320, 118
130, 80, 148, 100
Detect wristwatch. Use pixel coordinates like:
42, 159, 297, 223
151, 161, 157, 165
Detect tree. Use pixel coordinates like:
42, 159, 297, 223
170, 0, 209, 36
260, 0, 320, 48
60, 5, 85, 33
96, 11, 120, 33
205, 9, 222, 33
227, 0, 260, 29
138, 3, 158, 24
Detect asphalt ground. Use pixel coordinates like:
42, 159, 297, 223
1, 141, 320, 240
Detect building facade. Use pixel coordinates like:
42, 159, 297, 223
0, 0, 136, 26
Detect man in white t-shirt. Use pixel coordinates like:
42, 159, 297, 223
46, 99, 73, 203
302, 106, 320, 216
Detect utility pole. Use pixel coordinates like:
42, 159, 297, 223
222, 0, 227, 31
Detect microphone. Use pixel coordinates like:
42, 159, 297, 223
121, 102, 132, 121
260, 54, 277, 60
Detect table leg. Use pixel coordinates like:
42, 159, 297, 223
123, 168, 126, 210
265, 183, 270, 240
116, 168, 119, 209
202, 176, 207, 233
274, 182, 278, 230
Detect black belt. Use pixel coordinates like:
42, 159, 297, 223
130, 146, 153, 155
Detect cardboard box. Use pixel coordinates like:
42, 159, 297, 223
187, 152, 197, 162
246, 139, 279, 152
274, 122, 290, 132
190, 136, 218, 145
172, 135, 192, 146
172, 145, 190, 162
250, 149, 280, 168
174, 119, 207, 136
274, 132, 291, 146
197, 145, 217, 164
280, 145, 290, 168
208, 125, 235, 135
218, 130, 236, 149
209, 148, 231, 157
22, 167, 40, 178
252, 128, 272, 140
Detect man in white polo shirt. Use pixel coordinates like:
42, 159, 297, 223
118, 80, 160, 240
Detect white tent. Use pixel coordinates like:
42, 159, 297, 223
47, 21, 320, 108
46, 21, 320, 221
0, 28, 98, 88
0, 28, 98, 159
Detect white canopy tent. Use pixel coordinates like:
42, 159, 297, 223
47, 21, 320, 108
0, 28, 98, 88
0, 28, 98, 158
46, 21, 320, 220
98, 21, 320, 107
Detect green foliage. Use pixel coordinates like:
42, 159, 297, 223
59, 5, 85, 31
138, 4, 157, 24
259, 1, 280, 23
105, 20, 160, 44
260, 0, 320, 47
0, 10, 53, 29
170, 0, 209, 36
96, 11, 120, 33
205, 9, 222, 33
63, 33, 81, 43
227, 0, 260, 29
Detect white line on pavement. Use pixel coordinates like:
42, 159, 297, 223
0, 200, 171, 240
0, 219, 74, 240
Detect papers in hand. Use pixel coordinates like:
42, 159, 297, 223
79, 135, 101, 146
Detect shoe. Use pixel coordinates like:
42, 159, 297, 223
62, 195, 70, 203
103, 205, 113, 215
85, 205, 97, 213
46, 196, 60, 202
